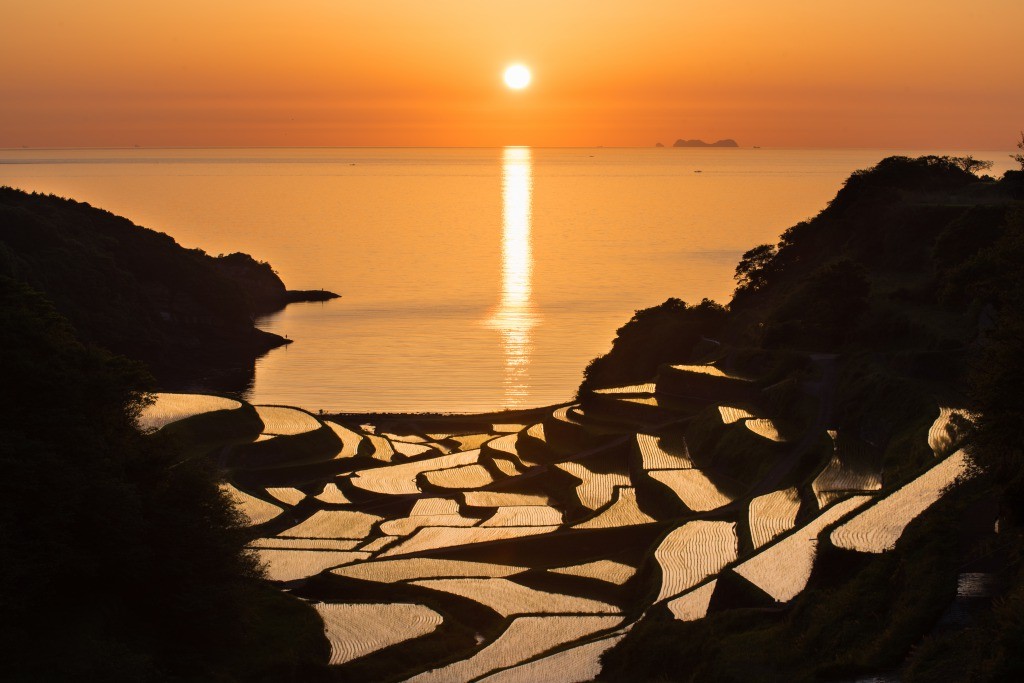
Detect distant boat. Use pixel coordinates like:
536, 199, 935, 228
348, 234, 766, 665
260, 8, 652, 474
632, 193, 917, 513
694, 170, 703, 173
753, 146, 761, 149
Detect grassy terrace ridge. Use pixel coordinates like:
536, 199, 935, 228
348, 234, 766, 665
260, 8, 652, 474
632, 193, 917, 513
4, 155, 1024, 681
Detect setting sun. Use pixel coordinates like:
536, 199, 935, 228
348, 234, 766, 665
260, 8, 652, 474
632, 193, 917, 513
503, 64, 531, 90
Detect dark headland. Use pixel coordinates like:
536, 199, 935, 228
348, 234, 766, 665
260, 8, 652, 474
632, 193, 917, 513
0, 186, 338, 391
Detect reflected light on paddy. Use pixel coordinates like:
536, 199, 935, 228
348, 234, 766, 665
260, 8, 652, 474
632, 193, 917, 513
488, 146, 536, 407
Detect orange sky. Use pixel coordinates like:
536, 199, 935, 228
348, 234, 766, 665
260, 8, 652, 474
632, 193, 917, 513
2, 0, 1022, 148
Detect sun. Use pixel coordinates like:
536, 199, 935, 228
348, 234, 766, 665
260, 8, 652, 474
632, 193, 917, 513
503, 64, 531, 90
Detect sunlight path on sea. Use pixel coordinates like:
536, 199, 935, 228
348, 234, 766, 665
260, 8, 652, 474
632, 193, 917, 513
487, 147, 537, 408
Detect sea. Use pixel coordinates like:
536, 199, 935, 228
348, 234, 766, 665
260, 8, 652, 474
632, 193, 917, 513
1, 147, 1014, 413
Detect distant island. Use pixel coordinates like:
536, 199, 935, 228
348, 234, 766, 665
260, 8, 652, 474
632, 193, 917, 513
656, 138, 740, 148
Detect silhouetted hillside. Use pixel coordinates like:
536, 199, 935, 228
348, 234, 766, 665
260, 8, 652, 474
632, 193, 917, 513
0, 277, 327, 680
583, 156, 1024, 681
0, 186, 337, 388
583, 157, 1023, 391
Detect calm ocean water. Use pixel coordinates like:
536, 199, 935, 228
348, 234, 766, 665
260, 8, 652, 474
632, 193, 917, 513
1, 147, 1014, 412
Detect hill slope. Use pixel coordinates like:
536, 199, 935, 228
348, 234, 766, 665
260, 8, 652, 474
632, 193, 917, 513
0, 277, 327, 680
0, 186, 337, 388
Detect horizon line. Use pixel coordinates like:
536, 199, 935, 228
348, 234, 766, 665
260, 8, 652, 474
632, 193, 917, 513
0, 144, 1016, 153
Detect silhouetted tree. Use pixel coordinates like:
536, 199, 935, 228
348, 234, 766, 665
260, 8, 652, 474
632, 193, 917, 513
948, 156, 993, 175
1013, 131, 1024, 170
578, 298, 726, 393
734, 243, 777, 293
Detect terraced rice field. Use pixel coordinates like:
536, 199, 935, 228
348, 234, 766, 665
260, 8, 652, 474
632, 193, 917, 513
815, 462, 880, 509
655, 521, 738, 601
379, 525, 560, 558
927, 407, 974, 456
490, 458, 523, 477
138, 393, 241, 432
482, 506, 564, 527
618, 396, 659, 406
670, 363, 747, 379
324, 421, 363, 457
362, 433, 396, 461
359, 535, 399, 552
635, 433, 694, 469
278, 510, 382, 540
830, 450, 970, 553
593, 383, 657, 395
409, 578, 619, 617
314, 602, 442, 665
379, 513, 479, 536
383, 432, 427, 444
957, 572, 995, 598
409, 497, 461, 516
248, 538, 362, 551
422, 464, 495, 490
315, 483, 350, 504
666, 579, 717, 621
550, 560, 636, 585
486, 433, 521, 458
573, 487, 656, 529
256, 549, 370, 582
333, 558, 527, 583
744, 418, 787, 442
255, 405, 322, 435
452, 433, 496, 450
648, 469, 733, 512
391, 441, 436, 458
350, 450, 479, 495
718, 405, 756, 424
266, 487, 306, 506
220, 484, 282, 526
475, 630, 628, 683
215, 388, 972, 675
552, 406, 583, 425
406, 615, 623, 683
811, 439, 882, 508
556, 462, 631, 510
735, 496, 871, 602
748, 488, 801, 549
493, 423, 528, 433
464, 491, 549, 507
525, 423, 546, 442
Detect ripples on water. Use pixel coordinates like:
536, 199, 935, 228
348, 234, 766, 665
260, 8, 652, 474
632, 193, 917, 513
1, 147, 1013, 412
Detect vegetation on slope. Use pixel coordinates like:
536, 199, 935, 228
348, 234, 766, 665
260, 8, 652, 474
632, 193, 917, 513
0, 186, 336, 388
578, 298, 727, 394
587, 155, 1024, 680
0, 277, 327, 681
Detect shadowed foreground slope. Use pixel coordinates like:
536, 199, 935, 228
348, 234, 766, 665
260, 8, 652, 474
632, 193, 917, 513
0, 277, 328, 681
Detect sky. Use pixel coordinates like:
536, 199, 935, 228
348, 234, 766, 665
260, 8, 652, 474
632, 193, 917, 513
3, 0, 1023, 148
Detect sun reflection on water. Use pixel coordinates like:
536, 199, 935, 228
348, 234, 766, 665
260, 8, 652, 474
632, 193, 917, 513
488, 146, 537, 407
